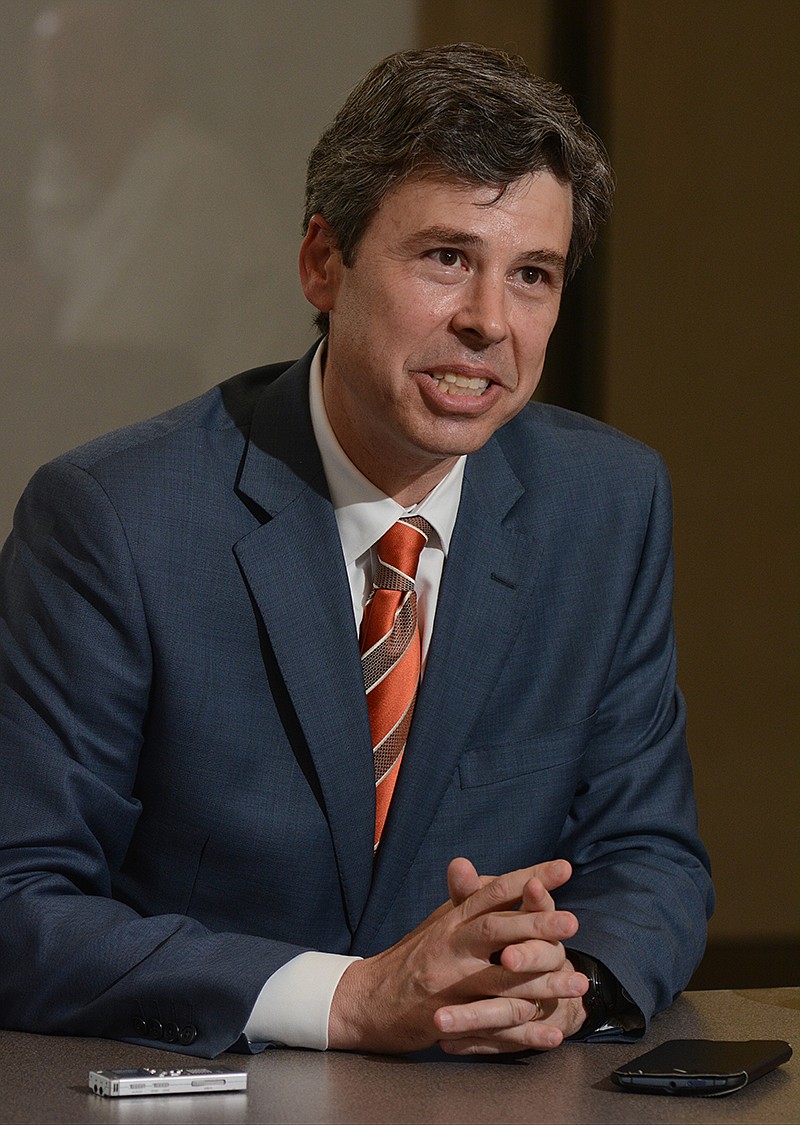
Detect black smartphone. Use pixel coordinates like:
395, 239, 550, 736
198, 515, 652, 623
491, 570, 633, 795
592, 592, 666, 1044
611, 1038, 792, 1097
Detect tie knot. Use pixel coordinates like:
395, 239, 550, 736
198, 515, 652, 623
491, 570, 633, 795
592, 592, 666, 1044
372, 516, 433, 591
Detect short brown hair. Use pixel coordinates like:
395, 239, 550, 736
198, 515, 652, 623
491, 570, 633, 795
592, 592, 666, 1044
304, 43, 614, 331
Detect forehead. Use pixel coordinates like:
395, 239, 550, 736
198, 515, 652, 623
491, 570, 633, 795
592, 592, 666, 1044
366, 172, 573, 252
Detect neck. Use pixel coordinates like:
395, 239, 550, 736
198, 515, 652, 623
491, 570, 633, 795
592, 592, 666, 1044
383, 463, 458, 508
334, 429, 458, 506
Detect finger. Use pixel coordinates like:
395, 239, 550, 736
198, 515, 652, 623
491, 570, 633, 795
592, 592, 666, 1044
491, 968, 589, 1003
455, 860, 574, 924
485, 877, 557, 965
497, 915, 579, 971
453, 865, 552, 923
463, 908, 578, 962
529, 858, 572, 894
484, 877, 563, 968
462, 957, 583, 1008
520, 875, 555, 914
435, 1000, 565, 1052
447, 857, 482, 906
435, 995, 543, 1036
500, 936, 571, 976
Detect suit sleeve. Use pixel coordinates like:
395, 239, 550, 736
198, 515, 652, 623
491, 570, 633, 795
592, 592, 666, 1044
554, 453, 713, 1028
0, 459, 311, 1057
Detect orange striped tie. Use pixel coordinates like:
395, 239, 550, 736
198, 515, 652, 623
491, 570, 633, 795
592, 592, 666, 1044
360, 517, 432, 849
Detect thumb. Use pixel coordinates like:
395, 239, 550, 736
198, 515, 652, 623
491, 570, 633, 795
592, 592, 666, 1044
447, 857, 482, 906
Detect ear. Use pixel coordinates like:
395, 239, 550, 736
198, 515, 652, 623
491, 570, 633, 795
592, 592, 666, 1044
299, 214, 342, 314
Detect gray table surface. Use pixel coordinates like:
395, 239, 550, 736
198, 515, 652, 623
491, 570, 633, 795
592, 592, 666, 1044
1, 989, 797, 1124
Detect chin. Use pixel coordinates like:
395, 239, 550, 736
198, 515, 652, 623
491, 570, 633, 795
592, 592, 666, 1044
425, 418, 505, 457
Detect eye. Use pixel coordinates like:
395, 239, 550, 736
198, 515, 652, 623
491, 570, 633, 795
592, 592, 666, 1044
517, 266, 546, 286
430, 248, 462, 267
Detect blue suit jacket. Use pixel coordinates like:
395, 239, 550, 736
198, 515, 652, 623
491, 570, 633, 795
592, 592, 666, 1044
0, 347, 712, 1056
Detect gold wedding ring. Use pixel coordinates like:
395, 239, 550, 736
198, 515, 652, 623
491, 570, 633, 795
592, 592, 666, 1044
530, 998, 543, 1022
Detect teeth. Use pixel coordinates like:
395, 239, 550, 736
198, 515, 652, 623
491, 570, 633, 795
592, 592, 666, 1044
428, 372, 490, 396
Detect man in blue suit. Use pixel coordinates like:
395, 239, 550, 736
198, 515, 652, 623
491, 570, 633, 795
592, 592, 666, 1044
0, 44, 712, 1057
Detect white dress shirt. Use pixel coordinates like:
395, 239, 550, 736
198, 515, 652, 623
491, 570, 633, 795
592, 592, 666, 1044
243, 343, 465, 1048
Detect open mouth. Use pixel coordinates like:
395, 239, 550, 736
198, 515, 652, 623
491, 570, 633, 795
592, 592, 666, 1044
427, 371, 490, 397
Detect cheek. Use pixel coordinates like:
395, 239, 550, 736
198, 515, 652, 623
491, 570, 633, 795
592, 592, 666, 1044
509, 322, 557, 391
519, 320, 548, 346
384, 276, 457, 330
515, 306, 561, 355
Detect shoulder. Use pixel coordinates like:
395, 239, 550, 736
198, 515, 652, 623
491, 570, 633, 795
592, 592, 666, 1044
506, 400, 662, 467
15, 360, 299, 529
486, 402, 672, 538
499, 401, 668, 492
52, 360, 294, 477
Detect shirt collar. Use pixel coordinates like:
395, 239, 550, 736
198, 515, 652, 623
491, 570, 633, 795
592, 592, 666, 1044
308, 340, 465, 564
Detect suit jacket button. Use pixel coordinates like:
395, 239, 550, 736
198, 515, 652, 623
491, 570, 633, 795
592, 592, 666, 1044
163, 1021, 179, 1043
178, 1024, 198, 1046
132, 1017, 147, 1035
146, 1019, 163, 1039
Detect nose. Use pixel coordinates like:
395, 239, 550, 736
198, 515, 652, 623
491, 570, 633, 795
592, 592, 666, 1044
449, 273, 509, 347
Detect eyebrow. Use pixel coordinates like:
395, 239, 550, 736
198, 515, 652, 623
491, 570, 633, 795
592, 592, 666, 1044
406, 225, 485, 250
404, 226, 567, 274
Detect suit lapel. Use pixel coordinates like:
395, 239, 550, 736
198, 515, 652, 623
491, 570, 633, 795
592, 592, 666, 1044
231, 355, 375, 932
228, 355, 544, 946
355, 436, 542, 948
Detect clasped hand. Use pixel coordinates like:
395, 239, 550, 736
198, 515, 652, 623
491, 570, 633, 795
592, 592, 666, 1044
328, 858, 588, 1054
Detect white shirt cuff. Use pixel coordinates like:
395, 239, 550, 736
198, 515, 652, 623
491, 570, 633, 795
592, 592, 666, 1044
243, 951, 361, 1050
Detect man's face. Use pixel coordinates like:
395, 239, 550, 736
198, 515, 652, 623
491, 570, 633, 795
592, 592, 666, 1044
300, 172, 573, 502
